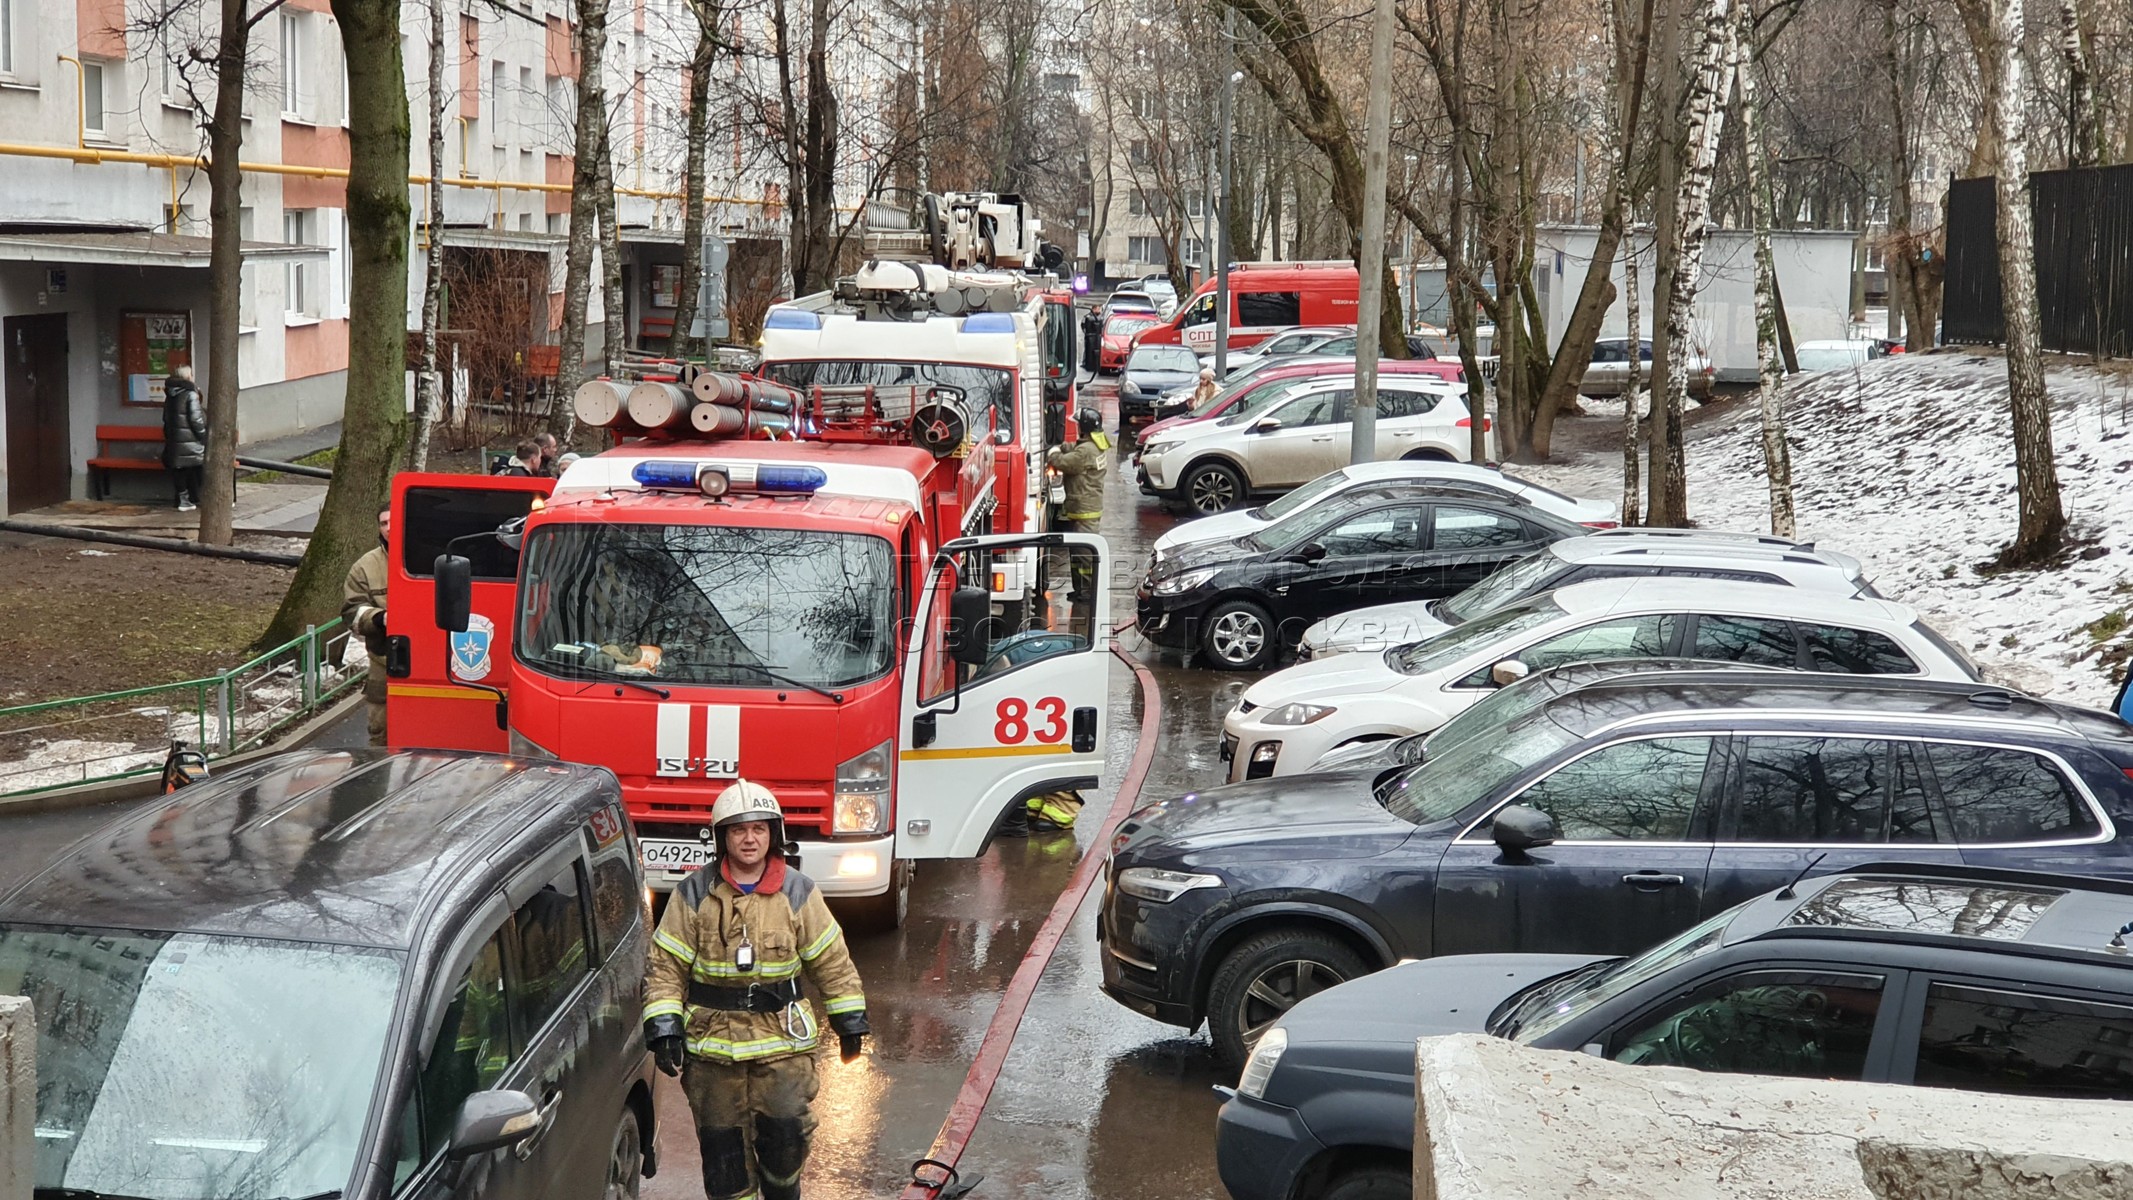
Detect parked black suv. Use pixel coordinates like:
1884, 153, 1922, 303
0, 749, 658, 1200
1136, 486, 1585, 669
1098, 671, 2133, 1070
1217, 864, 2133, 1200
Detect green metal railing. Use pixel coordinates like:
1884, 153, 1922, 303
0, 619, 364, 797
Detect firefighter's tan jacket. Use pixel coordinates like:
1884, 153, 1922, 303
1049, 436, 1107, 523
643, 858, 867, 1062
340, 545, 390, 700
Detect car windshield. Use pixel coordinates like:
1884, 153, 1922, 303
1389, 597, 1565, 676
1191, 372, 1307, 420
1107, 317, 1158, 337
1492, 902, 1746, 1043
518, 523, 897, 688
1374, 702, 1580, 825
1242, 494, 1373, 553
1, 925, 401, 1200
1795, 346, 1866, 372
1257, 469, 1351, 522
1415, 672, 1565, 762
1129, 346, 1200, 372
760, 360, 1014, 441
1438, 551, 1558, 624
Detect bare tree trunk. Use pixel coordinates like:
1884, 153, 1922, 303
198, 0, 253, 547
555, 0, 610, 417
2059, 0, 2099, 167
667, 18, 716, 357
1622, 210, 1643, 527
267, 0, 410, 642
595, 120, 626, 377
1652, 0, 1739, 526
1986, 0, 2067, 562
408, 0, 448, 471
1738, 3, 1795, 537
1644, 0, 1685, 524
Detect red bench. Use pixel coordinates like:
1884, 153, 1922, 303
87, 424, 167, 499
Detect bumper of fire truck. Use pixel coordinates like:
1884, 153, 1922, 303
637, 827, 897, 897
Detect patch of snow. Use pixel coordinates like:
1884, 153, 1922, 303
75, 548, 116, 557
1519, 353, 2133, 707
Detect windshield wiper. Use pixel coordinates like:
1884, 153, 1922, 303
538, 653, 672, 699
705, 661, 845, 704
37, 1190, 161, 1200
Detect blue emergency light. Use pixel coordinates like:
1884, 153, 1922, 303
962, 313, 1016, 333
749, 464, 829, 493
629, 460, 826, 497
631, 461, 706, 491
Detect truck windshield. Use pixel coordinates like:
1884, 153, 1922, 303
517, 524, 897, 689
761, 360, 1014, 442
1, 925, 401, 1200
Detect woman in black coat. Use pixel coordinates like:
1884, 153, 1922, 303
161, 364, 207, 511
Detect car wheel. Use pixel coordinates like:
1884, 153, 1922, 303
1184, 461, 1246, 514
1401, 448, 1455, 462
1198, 600, 1276, 671
835, 858, 914, 933
606, 1107, 644, 1200
1206, 928, 1369, 1071
1320, 1164, 1411, 1200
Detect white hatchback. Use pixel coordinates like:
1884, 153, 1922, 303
1138, 377, 1488, 514
1218, 577, 1980, 783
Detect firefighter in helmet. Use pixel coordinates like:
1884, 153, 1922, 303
643, 780, 868, 1200
1046, 406, 1108, 611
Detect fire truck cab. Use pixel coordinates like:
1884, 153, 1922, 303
386, 417, 1109, 930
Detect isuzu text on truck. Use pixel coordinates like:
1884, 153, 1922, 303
382, 363, 1110, 929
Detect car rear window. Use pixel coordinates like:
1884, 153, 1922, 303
1802, 623, 1918, 673
1913, 983, 2133, 1100
1926, 744, 2103, 844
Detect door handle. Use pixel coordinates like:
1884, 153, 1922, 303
1071, 706, 1098, 752
513, 1087, 565, 1159
1620, 872, 1685, 890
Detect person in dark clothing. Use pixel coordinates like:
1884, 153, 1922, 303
497, 438, 545, 477
161, 364, 207, 511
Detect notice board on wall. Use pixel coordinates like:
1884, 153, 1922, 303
121, 310, 194, 408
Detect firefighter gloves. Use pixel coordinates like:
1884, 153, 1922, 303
840, 1032, 866, 1063
652, 1034, 687, 1077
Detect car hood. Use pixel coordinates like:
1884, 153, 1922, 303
1279, 955, 1609, 1051
1302, 600, 1451, 652
1113, 769, 1411, 857
1125, 368, 1200, 392
1152, 509, 1265, 556
1150, 534, 1262, 578
1240, 649, 1407, 707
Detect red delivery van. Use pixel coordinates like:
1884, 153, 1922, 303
1133, 262, 1360, 355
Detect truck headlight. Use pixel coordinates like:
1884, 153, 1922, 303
1115, 867, 1222, 903
508, 729, 557, 759
1152, 568, 1217, 595
833, 739, 893, 834
1237, 1027, 1287, 1100
1263, 703, 1336, 726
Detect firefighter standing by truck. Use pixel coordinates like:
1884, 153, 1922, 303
340, 507, 392, 746
644, 781, 869, 1200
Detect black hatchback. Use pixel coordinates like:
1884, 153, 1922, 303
1135, 486, 1584, 669
0, 749, 658, 1200
1217, 863, 2133, 1200
1097, 670, 2133, 1070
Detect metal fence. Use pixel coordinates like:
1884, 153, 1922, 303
0, 620, 362, 797
1942, 165, 2133, 357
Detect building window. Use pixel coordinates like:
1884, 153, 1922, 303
281, 11, 304, 117
1127, 235, 1165, 264
492, 61, 507, 146
285, 209, 312, 318
1128, 190, 1145, 218
82, 61, 106, 135
0, 0, 13, 74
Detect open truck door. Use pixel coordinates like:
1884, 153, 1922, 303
898, 532, 1110, 858
386, 472, 553, 751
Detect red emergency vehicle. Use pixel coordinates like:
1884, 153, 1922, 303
1134, 262, 1361, 355
385, 373, 1111, 929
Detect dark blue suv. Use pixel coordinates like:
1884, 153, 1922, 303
1098, 670, 2133, 1072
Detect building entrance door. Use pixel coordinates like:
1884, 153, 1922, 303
5, 314, 72, 512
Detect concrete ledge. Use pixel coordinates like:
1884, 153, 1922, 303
1414, 1034, 2133, 1199
2, 995, 30, 1200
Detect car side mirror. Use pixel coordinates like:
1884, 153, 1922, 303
1491, 804, 1560, 855
945, 585, 995, 666
447, 1090, 542, 1159
1285, 542, 1327, 565
1490, 659, 1530, 687
434, 555, 473, 633
1251, 417, 1282, 434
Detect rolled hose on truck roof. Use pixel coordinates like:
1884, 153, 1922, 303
574, 371, 804, 438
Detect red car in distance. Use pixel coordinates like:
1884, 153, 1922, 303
1099, 314, 1161, 373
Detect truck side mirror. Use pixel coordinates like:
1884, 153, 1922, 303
945, 585, 995, 666
435, 554, 473, 633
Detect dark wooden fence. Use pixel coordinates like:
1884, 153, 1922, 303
1942, 164, 2133, 358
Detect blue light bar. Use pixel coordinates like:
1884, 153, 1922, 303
632, 461, 704, 490
962, 313, 1015, 333
765, 309, 822, 330
752, 465, 828, 494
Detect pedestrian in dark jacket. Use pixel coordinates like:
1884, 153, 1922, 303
161, 364, 207, 511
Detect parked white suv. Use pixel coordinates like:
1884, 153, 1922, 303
1220, 576, 1979, 782
1297, 529, 1879, 658
1138, 377, 1488, 514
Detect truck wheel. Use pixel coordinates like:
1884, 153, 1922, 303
1206, 928, 1369, 1072
1321, 1164, 1410, 1200
837, 858, 913, 934
606, 1107, 643, 1200
1184, 461, 1246, 514
1199, 599, 1276, 671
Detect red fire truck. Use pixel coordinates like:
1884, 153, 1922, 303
383, 374, 1110, 929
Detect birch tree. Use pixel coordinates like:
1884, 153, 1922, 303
1622, 214, 1643, 527
408, 0, 447, 470
2059, 0, 2100, 167
1880, 0, 1941, 352
1736, 0, 1794, 537
1649, 0, 1738, 526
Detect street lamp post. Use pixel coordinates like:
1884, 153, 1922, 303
1351, 0, 1396, 464
1214, 9, 1237, 379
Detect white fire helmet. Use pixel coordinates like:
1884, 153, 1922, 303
711, 779, 784, 852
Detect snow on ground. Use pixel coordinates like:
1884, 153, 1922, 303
1517, 351, 2133, 706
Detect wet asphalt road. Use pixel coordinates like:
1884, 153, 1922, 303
0, 379, 1253, 1200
